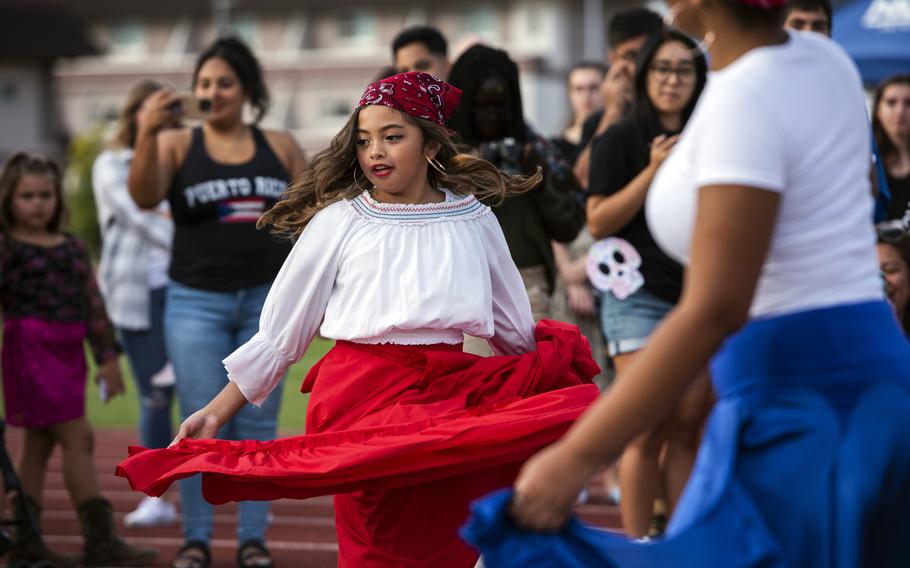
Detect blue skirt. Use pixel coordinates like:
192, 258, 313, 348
462, 301, 910, 567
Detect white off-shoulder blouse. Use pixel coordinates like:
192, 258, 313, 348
225, 189, 536, 405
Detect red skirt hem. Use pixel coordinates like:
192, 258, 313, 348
116, 320, 600, 505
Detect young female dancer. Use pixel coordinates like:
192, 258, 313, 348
0, 153, 157, 566
117, 71, 600, 567
467, 0, 910, 565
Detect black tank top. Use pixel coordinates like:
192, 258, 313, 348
168, 126, 292, 291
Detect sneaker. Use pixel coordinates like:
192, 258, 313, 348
124, 496, 178, 528
608, 485, 621, 505
647, 512, 668, 538
576, 488, 590, 504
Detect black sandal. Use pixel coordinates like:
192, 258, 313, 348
173, 540, 211, 568
237, 539, 274, 568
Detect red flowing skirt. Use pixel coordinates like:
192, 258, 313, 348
116, 320, 600, 566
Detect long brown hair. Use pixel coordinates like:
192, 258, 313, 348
0, 152, 66, 232
873, 74, 910, 173
260, 107, 542, 238
112, 79, 163, 150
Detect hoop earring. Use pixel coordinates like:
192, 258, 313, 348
663, 2, 715, 55
426, 155, 447, 175
352, 166, 370, 193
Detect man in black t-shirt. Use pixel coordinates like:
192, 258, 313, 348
573, 8, 663, 189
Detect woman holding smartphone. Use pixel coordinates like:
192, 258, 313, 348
129, 36, 305, 568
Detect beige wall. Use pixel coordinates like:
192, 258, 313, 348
54, 1, 659, 154
0, 63, 61, 160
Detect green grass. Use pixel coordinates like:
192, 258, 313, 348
85, 338, 334, 433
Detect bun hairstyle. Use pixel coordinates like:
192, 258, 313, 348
193, 36, 270, 123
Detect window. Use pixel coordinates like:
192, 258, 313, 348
108, 20, 146, 57
336, 12, 375, 45
233, 14, 260, 49
461, 6, 499, 40
322, 97, 353, 120
0, 81, 17, 105
526, 3, 543, 34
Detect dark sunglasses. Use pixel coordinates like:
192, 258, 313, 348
876, 220, 908, 243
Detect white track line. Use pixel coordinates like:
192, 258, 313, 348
43, 535, 338, 552
39, 509, 335, 527
37, 488, 335, 506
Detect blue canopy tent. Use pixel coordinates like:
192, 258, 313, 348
833, 0, 910, 85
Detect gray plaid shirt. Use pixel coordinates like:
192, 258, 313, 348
92, 149, 173, 330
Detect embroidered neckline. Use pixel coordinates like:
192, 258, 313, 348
360, 189, 472, 210
349, 190, 487, 224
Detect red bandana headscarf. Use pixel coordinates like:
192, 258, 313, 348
357, 71, 462, 127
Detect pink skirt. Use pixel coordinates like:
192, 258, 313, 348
117, 320, 601, 566
2, 317, 88, 428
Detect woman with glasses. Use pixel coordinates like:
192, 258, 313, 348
584, 28, 709, 538
876, 225, 910, 334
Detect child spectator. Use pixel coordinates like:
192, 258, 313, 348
0, 152, 157, 566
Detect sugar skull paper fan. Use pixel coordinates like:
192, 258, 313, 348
587, 237, 645, 300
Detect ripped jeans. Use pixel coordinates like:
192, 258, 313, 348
119, 286, 174, 450
164, 280, 282, 544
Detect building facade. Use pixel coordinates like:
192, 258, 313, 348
0, 2, 96, 160
53, 0, 652, 154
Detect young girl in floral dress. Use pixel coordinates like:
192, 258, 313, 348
0, 152, 156, 566
117, 71, 600, 567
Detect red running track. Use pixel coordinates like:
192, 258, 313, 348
1, 428, 621, 567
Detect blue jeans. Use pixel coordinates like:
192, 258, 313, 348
165, 281, 284, 545
118, 286, 174, 450
599, 287, 675, 357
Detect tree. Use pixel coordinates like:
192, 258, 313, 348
65, 126, 105, 259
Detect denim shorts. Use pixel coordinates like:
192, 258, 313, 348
599, 286, 675, 357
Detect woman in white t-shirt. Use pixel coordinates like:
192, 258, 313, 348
466, 0, 910, 565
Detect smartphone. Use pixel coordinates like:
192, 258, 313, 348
168, 96, 212, 120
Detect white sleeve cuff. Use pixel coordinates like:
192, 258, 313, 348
223, 331, 292, 407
